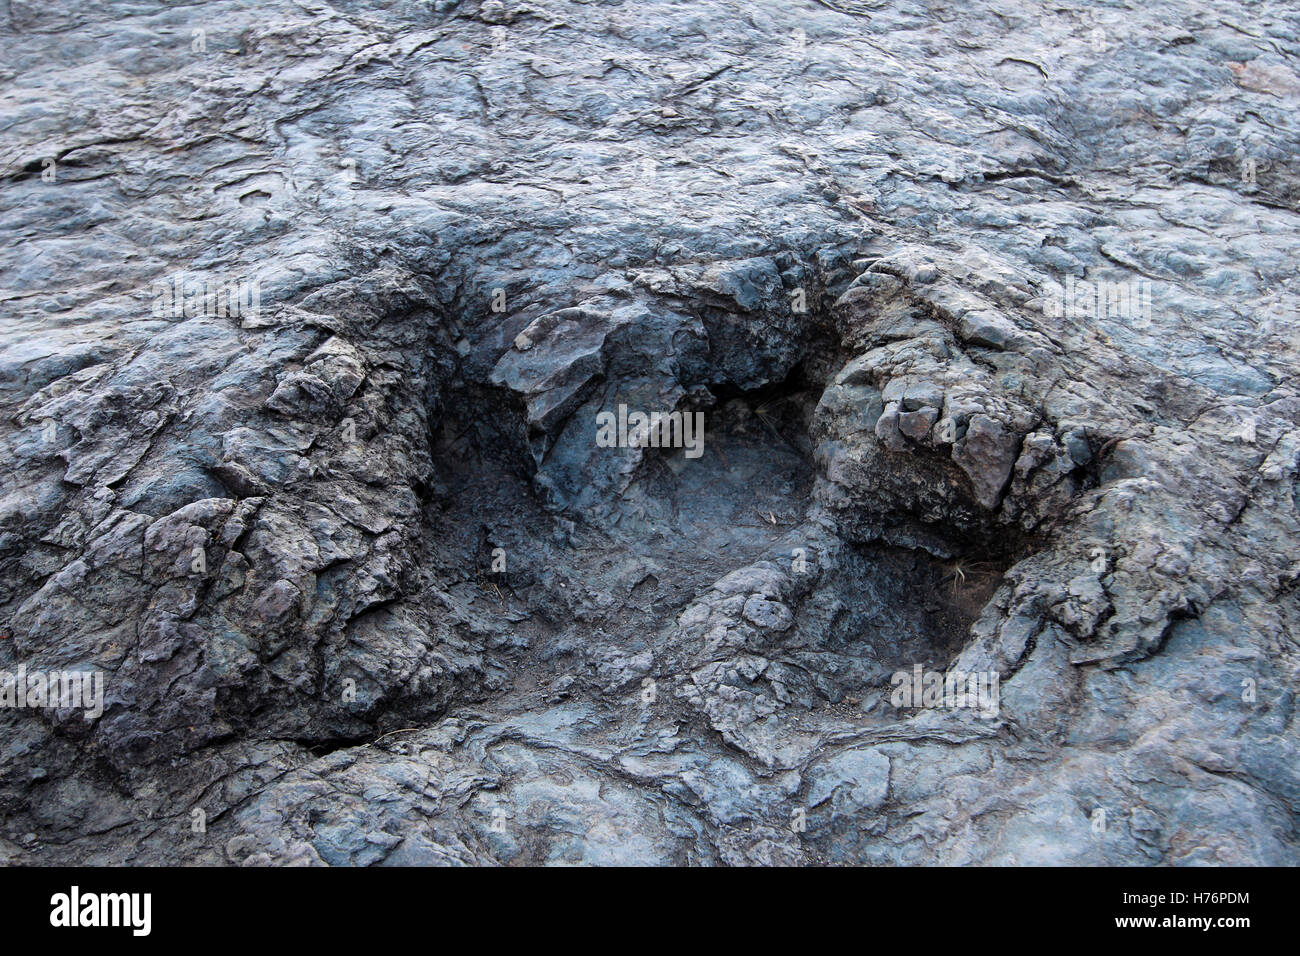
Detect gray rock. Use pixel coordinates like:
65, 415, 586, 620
0, 0, 1296, 868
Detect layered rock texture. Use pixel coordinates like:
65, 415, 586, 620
1, 0, 1298, 865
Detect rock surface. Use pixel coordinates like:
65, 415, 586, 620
1, 0, 1298, 865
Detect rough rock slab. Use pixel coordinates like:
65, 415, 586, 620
1, 0, 1298, 866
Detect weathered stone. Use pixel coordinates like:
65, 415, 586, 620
0, 0, 1296, 869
